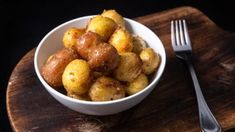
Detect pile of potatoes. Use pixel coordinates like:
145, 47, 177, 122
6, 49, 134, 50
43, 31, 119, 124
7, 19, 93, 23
41, 9, 161, 101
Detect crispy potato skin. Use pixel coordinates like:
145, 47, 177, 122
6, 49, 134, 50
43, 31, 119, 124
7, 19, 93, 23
88, 43, 120, 72
63, 27, 85, 48
109, 26, 133, 53
140, 48, 161, 75
132, 35, 147, 54
86, 15, 117, 41
62, 59, 91, 95
101, 9, 125, 27
89, 76, 125, 101
41, 48, 79, 88
126, 73, 148, 95
114, 52, 142, 82
75, 31, 102, 59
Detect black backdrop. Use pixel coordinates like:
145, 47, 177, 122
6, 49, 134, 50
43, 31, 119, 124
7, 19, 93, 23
1, 0, 235, 131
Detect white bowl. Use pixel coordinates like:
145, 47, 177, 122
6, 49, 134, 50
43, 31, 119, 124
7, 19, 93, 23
34, 16, 166, 115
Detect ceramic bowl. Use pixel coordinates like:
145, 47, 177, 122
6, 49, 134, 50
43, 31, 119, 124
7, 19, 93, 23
34, 16, 166, 115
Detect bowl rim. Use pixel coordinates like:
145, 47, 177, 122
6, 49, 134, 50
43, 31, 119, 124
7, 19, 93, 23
34, 15, 166, 105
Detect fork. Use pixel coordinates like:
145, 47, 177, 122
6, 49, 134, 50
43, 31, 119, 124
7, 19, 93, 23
171, 20, 221, 132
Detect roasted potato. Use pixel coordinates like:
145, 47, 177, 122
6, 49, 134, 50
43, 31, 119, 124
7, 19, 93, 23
89, 76, 125, 101
63, 27, 85, 48
86, 15, 117, 41
140, 48, 161, 75
75, 31, 119, 72
41, 48, 79, 88
67, 92, 91, 101
62, 59, 91, 95
126, 73, 148, 95
132, 35, 147, 54
101, 9, 125, 27
75, 31, 102, 59
88, 43, 120, 72
109, 26, 133, 53
114, 52, 142, 82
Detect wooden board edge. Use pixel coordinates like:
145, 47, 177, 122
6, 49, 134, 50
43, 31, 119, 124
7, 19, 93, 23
6, 49, 36, 132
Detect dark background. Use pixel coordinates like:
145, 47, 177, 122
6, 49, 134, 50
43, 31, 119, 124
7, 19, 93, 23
1, 0, 235, 131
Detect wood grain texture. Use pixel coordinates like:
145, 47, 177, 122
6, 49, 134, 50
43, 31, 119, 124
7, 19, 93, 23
7, 6, 235, 132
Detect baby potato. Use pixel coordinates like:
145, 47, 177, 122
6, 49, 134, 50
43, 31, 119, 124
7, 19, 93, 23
114, 52, 142, 82
140, 48, 161, 75
126, 73, 149, 95
62, 59, 91, 95
41, 48, 79, 88
75, 31, 102, 59
89, 76, 125, 101
63, 27, 85, 48
101, 9, 125, 27
88, 43, 120, 72
132, 35, 147, 54
86, 15, 117, 41
76, 32, 119, 72
109, 26, 133, 53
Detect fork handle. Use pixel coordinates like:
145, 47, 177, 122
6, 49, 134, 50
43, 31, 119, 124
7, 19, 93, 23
186, 61, 221, 132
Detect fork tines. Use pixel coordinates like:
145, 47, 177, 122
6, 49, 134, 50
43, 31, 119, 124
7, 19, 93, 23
171, 20, 192, 50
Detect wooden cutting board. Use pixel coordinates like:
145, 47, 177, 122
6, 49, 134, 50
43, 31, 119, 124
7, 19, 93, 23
7, 6, 235, 132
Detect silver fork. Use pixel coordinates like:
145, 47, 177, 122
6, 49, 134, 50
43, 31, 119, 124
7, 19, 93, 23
171, 20, 221, 132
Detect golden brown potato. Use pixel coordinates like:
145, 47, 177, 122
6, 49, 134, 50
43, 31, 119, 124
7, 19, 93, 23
132, 35, 147, 54
67, 92, 91, 101
89, 76, 125, 101
88, 43, 120, 72
75, 31, 119, 72
101, 9, 125, 27
126, 73, 149, 95
63, 27, 85, 48
114, 52, 142, 82
109, 26, 133, 53
75, 31, 102, 59
41, 48, 79, 88
62, 59, 91, 95
86, 15, 117, 41
140, 48, 161, 75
